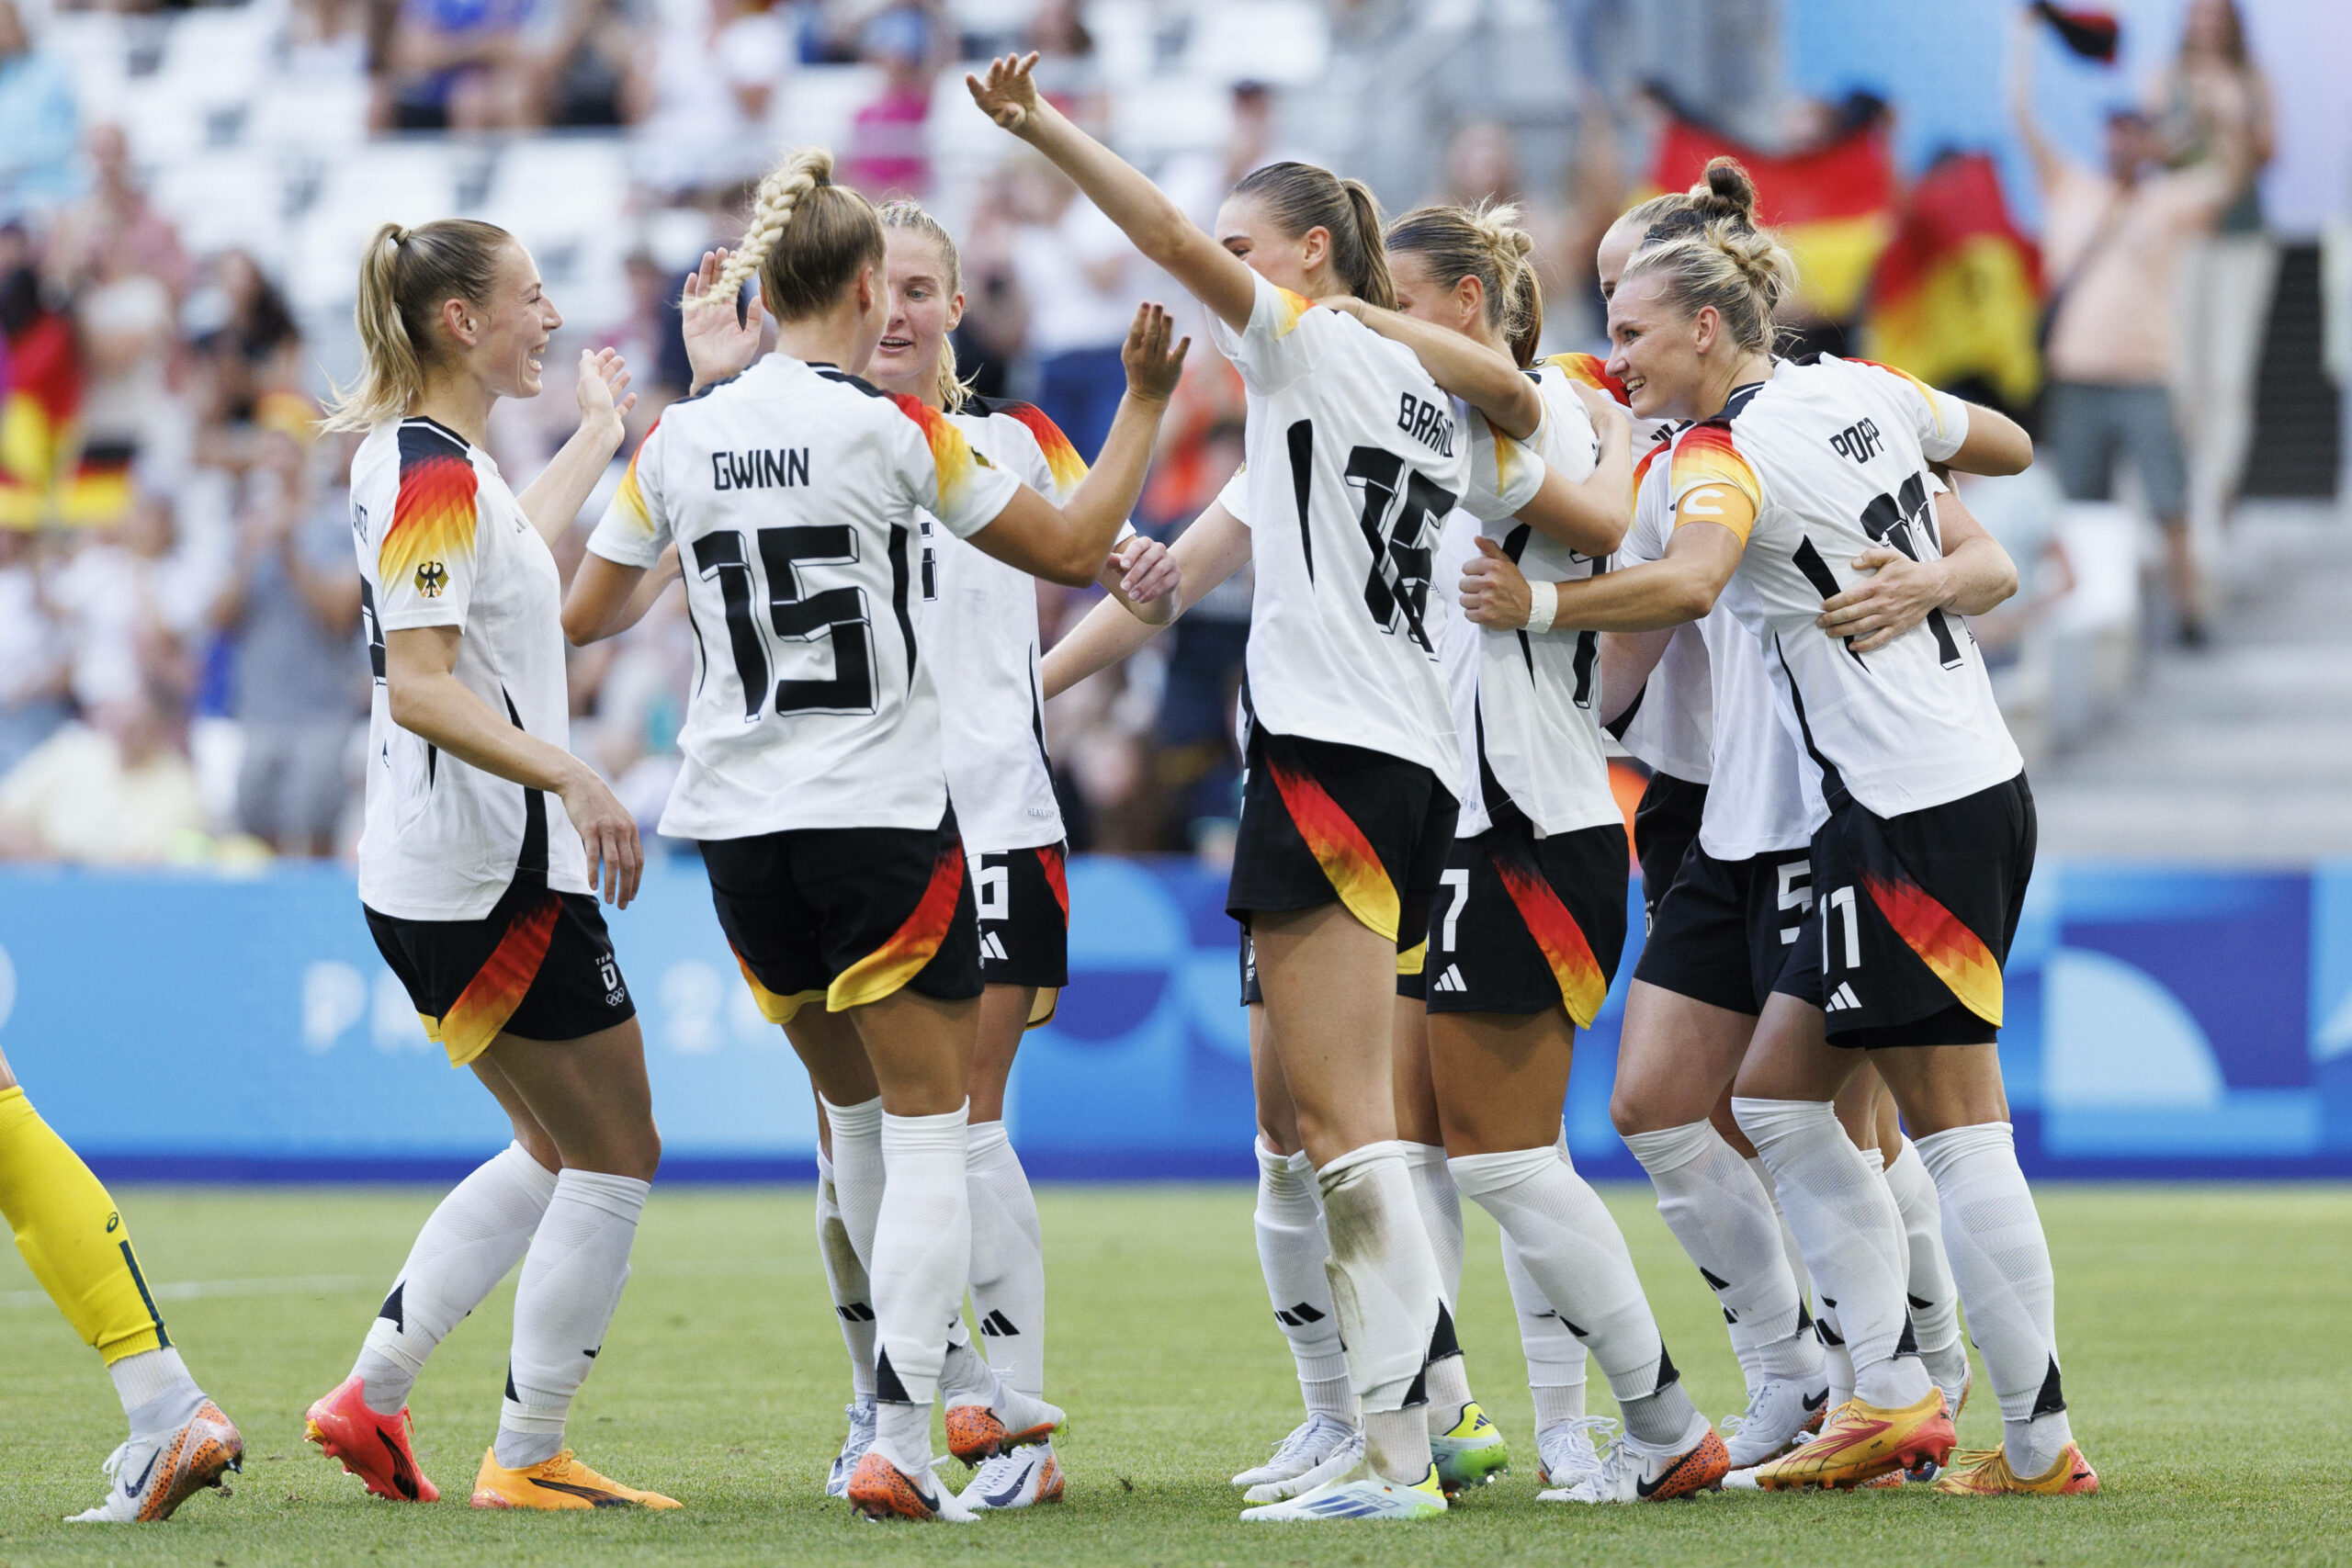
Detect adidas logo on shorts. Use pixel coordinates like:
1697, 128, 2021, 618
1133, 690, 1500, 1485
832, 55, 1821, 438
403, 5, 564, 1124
978, 932, 1010, 963
1432, 964, 1468, 994
1825, 981, 1862, 1012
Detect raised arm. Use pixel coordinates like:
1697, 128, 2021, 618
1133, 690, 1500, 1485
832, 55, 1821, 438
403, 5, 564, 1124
515, 349, 637, 545
1041, 500, 1251, 699
968, 53, 1259, 331
2009, 11, 2066, 193
967, 304, 1189, 586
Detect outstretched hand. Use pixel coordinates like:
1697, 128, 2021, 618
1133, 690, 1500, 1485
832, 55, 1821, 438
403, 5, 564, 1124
574, 347, 636, 439
967, 51, 1044, 133
679, 248, 765, 390
1121, 302, 1191, 402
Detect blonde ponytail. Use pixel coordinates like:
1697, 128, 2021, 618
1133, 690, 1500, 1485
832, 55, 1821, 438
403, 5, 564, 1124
322, 219, 513, 432
1385, 199, 1544, 367
876, 197, 976, 412
699, 146, 886, 326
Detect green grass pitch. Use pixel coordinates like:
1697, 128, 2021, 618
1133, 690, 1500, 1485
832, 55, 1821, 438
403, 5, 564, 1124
1, 1182, 2346, 1565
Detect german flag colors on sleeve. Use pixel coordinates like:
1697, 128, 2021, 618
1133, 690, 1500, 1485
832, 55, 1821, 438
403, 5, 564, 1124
1849, 357, 1972, 464
1667, 423, 1762, 546
997, 401, 1090, 502
376, 423, 481, 629
896, 393, 1020, 541
1542, 352, 1631, 408
587, 418, 669, 570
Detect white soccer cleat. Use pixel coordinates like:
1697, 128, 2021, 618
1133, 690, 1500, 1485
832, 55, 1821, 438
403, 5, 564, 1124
1240, 1419, 1365, 1504
67, 1400, 243, 1523
1232, 1412, 1361, 1490
1533, 1414, 1616, 1495
826, 1400, 877, 1498
958, 1438, 1065, 1510
1535, 1413, 1729, 1504
843, 1451, 980, 1523
1720, 1377, 1832, 1469
1239, 1460, 1446, 1521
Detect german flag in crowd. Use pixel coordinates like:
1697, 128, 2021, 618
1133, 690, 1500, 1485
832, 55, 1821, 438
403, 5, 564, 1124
1644, 101, 1898, 325
0, 308, 82, 529
1862, 152, 2046, 414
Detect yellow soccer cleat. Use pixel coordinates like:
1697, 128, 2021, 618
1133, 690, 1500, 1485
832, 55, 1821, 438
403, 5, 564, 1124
468, 1448, 682, 1510
1932, 1442, 2099, 1496
1430, 1401, 1510, 1495
1749, 1388, 1954, 1491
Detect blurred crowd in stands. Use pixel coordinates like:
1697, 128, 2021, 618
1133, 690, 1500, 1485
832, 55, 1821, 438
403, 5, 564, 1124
0, 0, 2292, 864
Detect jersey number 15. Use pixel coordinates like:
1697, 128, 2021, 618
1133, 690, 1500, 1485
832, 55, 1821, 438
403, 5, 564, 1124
692, 524, 913, 721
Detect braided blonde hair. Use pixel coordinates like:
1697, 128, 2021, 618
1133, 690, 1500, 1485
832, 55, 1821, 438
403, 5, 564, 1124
876, 198, 976, 412
322, 219, 513, 432
699, 147, 886, 324
1385, 200, 1544, 367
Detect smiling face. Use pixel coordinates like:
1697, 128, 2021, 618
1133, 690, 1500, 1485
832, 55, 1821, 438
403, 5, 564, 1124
456, 242, 561, 400
1605, 269, 1710, 421
1215, 193, 1326, 299
868, 228, 965, 403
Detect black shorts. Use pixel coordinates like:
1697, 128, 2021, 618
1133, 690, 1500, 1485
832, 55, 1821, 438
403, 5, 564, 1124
365, 877, 634, 1066
1775, 774, 2037, 1049
1634, 843, 1816, 1016
1633, 773, 1709, 935
1228, 728, 1458, 953
701, 809, 982, 1025
972, 841, 1069, 1025
1423, 811, 1628, 1023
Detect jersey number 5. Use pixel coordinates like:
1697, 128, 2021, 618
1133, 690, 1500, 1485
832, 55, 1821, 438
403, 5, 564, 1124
692, 525, 897, 721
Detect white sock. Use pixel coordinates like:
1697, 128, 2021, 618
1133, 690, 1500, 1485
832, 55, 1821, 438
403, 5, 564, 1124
814, 1153, 876, 1404
1882, 1139, 1965, 1381
1253, 1142, 1353, 1422
1733, 1098, 1928, 1410
967, 1120, 1046, 1396
109, 1347, 203, 1433
356, 1142, 557, 1416
820, 1095, 885, 1270
1747, 1153, 1813, 1303
1316, 1142, 1441, 1482
1505, 1228, 1589, 1426
495, 1168, 648, 1469
1915, 1122, 2073, 1477
870, 1103, 971, 1471
1400, 1142, 1472, 1428
1449, 1144, 1695, 1448
1623, 1121, 1815, 1394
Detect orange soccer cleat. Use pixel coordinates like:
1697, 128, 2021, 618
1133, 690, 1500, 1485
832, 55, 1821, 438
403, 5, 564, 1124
1933, 1442, 2099, 1496
1748, 1388, 1955, 1491
468, 1448, 681, 1510
305, 1375, 439, 1503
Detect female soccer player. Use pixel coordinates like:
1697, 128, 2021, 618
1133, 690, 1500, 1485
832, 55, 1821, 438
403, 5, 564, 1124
1534, 198, 2095, 1496
807, 196, 1177, 1512
970, 51, 1479, 1520
304, 219, 676, 1512
563, 147, 1183, 1523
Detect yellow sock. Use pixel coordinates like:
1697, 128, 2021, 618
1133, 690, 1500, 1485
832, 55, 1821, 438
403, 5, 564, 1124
0, 1086, 170, 1363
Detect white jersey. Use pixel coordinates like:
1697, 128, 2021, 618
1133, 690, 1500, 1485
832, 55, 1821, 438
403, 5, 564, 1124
1668, 356, 2020, 818
1440, 362, 1622, 840
917, 398, 1101, 853
1623, 434, 1822, 860
586, 355, 1020, 840
1208, 273, 1467, 788
353, 417, 589, 919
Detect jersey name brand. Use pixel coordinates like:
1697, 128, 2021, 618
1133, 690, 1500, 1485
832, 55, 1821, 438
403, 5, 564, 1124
1827, 418, 1883, 465
1396, 393, 1456, 457
710, 446, 811, 491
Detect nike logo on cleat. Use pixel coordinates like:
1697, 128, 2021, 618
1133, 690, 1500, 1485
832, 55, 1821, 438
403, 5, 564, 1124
1803, 1390, 1830, 1412
981, 1459, 1035, 1508
124, 1450, 159, 1499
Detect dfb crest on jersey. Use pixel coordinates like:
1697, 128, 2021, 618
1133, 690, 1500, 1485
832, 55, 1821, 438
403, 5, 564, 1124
414, 560, 448, 598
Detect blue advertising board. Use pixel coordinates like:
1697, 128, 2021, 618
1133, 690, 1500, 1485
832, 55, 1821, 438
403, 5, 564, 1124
0, 858, 2346, 1180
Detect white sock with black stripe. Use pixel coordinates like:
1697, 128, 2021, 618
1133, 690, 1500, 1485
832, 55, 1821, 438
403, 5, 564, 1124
813, 1152, 876, 1404
496, 1168, 648, 1469
967, 1120, 1046, 1396
1316, 1142, 1441, 1483
1401, 1141, 1473, 1429
870, 1104, 972, 1474
1253, 1141, 1353, 1423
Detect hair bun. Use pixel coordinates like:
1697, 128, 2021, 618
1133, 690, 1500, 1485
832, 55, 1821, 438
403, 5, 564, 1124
1691, 156, 1760, 225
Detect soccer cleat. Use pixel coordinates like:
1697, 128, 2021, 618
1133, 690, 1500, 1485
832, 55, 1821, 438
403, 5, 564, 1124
943, 1381, 1065, 1465
1232, 1412, 1361, 1489
305, 1374, 440, 1503
845, 1450, 978, 1522
1533, 1415, 1614, 1495
1721, 1377, 1832, 1468
959, 1438, 1065, 1510
826, 1401, 876, 1499
468, 1448, 682, 1510
1748, 1388, 1954, 1491
1242, 1423, 1365, 1504
1239, 1460, 1447, 1521
1932, 1441, 2099, 1496
67, 1400, 243, 1523
1430, 1401, 1510, 1494
1536, 1415, 1728, 1504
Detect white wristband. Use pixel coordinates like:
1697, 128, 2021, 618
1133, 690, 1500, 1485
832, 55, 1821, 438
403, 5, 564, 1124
1523, 580, 1558, 635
